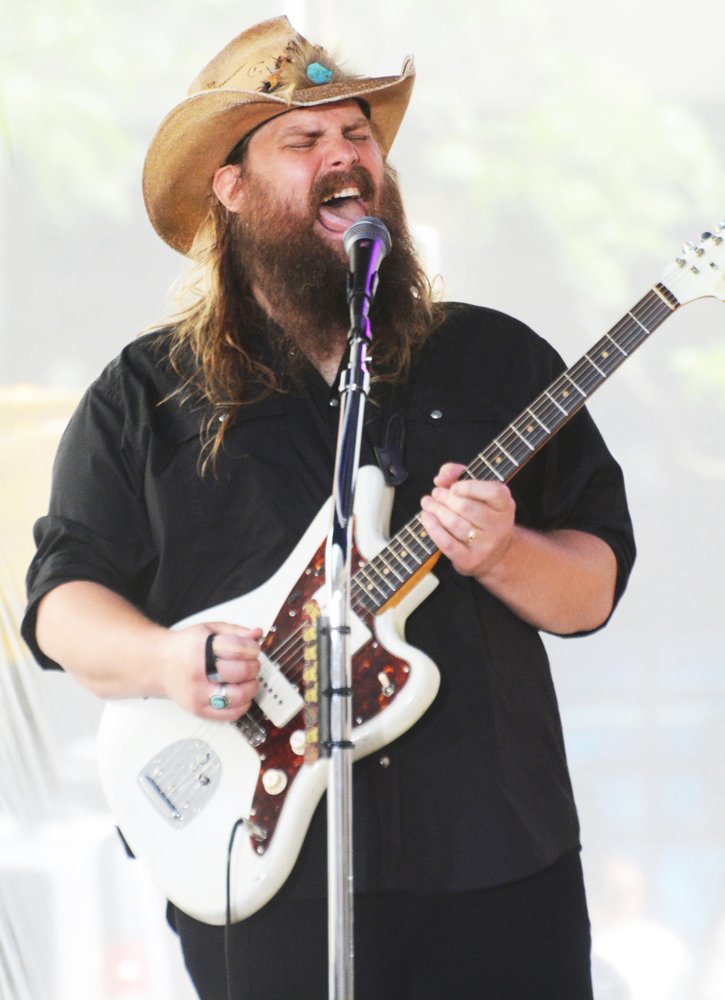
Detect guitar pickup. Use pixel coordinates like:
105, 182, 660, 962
253, 651, 304, 728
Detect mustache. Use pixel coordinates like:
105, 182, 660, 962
308, 165, 377, 212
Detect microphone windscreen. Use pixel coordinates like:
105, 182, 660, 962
343, 217, 392, 258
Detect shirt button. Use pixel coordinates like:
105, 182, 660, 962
430, 409, 443, 420
378, 755, 391, 768
329, 398, 339, 408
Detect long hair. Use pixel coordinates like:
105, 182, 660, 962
165, 164, 441, 472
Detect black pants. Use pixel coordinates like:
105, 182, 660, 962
170, 850, 594, 1000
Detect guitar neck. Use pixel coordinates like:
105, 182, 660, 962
351, 283, 679, 615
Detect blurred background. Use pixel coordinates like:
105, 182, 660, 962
2, 1, 724, 997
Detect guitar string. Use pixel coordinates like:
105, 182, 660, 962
255, 292, 670, 688
148, 258, 718, 806
205, 274, 701, 743
474, 292, 674, 476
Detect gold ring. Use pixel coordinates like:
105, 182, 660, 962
466, 527, 478, 543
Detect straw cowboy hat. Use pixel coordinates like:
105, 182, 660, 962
143, 15, 415, 255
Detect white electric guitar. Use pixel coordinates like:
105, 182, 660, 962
97, 226, 725, 925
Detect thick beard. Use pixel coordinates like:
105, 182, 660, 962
229, 164, 418, 377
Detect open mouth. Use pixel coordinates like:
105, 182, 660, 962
317, 185, 369, 236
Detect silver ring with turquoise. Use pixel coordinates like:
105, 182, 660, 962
208, 683, 230, 711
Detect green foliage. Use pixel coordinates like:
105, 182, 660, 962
427, 51, 724, 305
0, 0, 258, 220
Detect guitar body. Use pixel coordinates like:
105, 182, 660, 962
97, 466, 440, 924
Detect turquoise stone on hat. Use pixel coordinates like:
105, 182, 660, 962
307, 62, 333, 85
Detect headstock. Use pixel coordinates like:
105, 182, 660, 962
661, 222, 725, 305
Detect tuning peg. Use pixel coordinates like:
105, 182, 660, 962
683, 241, 705, 256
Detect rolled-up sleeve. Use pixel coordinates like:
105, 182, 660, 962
22, 371, 157, 669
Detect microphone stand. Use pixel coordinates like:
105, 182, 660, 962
323, 310, 372, 1000
320, 217, 390, 1000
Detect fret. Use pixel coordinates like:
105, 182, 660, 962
478, 453, 507, 481
543, 389, 568, 415
351, 580, 390, 615
549, 375, 586, 411
399, 519, 433, 558
627, 311, 650, 336
571, 354, 610, 394
510, 424, 536, 451
491, 438, 519, 467
603, 331, 628, 358
525, 407, 551, 433
583, 351, 607, 378
352, 569, 389, 613
356, 561, 396, 601
352, 517, 436, 613
563, 372, 587, 397
370, 551, 405, 586
499, 426, 538, 465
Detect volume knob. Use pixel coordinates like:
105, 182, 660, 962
262, 768, 288, 796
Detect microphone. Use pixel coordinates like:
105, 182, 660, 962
343, 216, 392, 332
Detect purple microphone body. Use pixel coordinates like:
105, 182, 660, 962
343, 216, 392, 332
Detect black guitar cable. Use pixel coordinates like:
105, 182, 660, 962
224, 818, 246, 1000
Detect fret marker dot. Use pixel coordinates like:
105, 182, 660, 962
495, 456, 503, 464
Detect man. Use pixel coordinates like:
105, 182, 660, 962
22, 16, 635, 1000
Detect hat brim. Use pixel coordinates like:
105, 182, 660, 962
143, 63, 415, 255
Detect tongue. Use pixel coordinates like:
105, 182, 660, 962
318, 198, 368, 234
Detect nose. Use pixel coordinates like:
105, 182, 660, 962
323, 133, 360, 170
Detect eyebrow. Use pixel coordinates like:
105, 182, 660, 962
278, 117, 373, 140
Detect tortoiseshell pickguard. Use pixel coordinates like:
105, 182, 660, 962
246, 539, 411, 853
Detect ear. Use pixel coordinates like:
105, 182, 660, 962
212, 164, 246, 213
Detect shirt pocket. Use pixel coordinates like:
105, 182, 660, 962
403, 392, 512, 488
149, 397, 290, 531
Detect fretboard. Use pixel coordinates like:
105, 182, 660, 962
350, 283, 679, 617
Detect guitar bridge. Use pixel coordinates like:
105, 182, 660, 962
138, 739, 220, 828
235, 714, 267, 747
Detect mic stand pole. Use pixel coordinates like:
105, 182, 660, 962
322, 314, 372, 1000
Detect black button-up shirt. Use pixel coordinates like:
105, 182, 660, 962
23, 303, 635, 900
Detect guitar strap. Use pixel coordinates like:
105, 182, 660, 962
374, 408, 408, 486
371, 380, 409, 487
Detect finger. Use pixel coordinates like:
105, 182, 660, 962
205, 677, 259, 717
420, 512, 477, 570
449, 479, 512, 512
204, 632, 223, 682
206, 623, 263, 645
201, 628, 261, 690
206, 649, 261, 688
432, 462, 467, 489
423, 484, 477, 535
420, 497, 477, 549
205, 626, 262, 661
